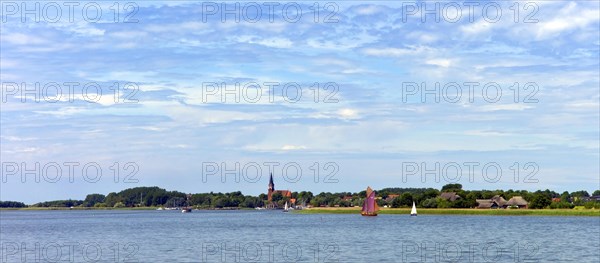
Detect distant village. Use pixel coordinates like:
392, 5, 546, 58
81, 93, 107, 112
2, 179, 600, 210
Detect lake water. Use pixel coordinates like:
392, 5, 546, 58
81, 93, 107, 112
1, 210, 599, 262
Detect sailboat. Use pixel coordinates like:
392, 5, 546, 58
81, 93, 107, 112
411, 201, 417, 216
361, 186, 379, 216
283, 202, 289, 212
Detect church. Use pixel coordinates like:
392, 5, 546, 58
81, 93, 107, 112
267, 173, 295, 205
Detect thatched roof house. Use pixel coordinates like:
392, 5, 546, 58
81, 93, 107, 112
476, 195, 509, 209
440, 192, 461, 201
491, 195, 507, 206
506, 196, 528, 208
476, 199, 496, 209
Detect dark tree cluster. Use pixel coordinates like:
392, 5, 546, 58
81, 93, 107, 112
0, 201, 27, 208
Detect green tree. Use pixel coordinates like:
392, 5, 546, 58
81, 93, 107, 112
436, 197, 451, 208
529, 194, 551, 209
441, 184, 462, 192
271, 192, 283, 203
549, 202, 574, 209
421, 198, 437, 208
0, 201, 27, 208
104, 192, 120, 207
399, 192, 413, 207
83, 194, 106, 207
571, 191, 590, 198
560, 191, 571, 203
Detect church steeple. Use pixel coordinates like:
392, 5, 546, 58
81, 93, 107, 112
268, 173, 275, 201
268, 173, 274, 190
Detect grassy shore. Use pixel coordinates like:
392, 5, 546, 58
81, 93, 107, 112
0, 206, 159, 211
0, 207, 251, 211
295, 207, 600, 216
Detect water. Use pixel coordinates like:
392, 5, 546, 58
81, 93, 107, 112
1, 210, 599, 262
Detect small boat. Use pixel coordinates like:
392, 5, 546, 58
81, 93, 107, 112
156, 207, 164, 210
283, 202, 289, 212
411, 201, 417, 216
361, 186, 379, 216
181, 207, 192, 213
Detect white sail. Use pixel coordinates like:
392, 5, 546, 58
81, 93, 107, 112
284, 202, 288, 210
411, 202, 417, 215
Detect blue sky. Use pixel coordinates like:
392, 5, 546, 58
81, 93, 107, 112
1, 1, 599, 203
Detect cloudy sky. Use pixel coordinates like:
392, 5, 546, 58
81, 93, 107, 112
1, 1, 599, 203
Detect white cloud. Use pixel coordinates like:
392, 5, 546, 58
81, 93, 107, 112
233, 35, 293, 48
338, 108, 358, 119
477, 104, 534, 112
254, 38, 293, 49
565, 100, 600, 111
460, 20, 494, 35
425, 59, 451, 68
281, 145, 307, 150
354, 5, 383, 15
1, 33, 47, 45
535, 3, 599, 39
363, 46, 430, 57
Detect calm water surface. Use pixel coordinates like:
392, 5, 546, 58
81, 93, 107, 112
1, 210, 599, 262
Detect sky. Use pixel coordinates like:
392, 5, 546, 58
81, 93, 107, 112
1, 1, 599, 204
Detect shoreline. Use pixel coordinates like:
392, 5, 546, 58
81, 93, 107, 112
295, 207, 600, 216
2, 207, 599, 216
0, 207, 249, 211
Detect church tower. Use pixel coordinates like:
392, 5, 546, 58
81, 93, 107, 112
268, 173, 274, 201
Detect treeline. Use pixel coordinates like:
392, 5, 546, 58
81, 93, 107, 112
372, 184, 600, 209
0, 201, 27, 208
5, 185, 600, 209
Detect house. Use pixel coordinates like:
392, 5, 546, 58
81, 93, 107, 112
476, 195, 507, 209
583, 196, 600, 202
440, 192, 461, 201
506, 196, 528, 209
491, 195, 507, 206
476, 199, 497, 209
552, 198, 561, 202
385, 194, 400, 202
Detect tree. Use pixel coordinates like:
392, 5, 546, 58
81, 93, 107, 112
399, 193, 413, 207
104, 192, 120, 207
83, 194, 106, 207
549, 202, 574, 209
592, 190, 600, 196
441, 184, 462, 192
560, 191, 571, 203
0, 201, 26, 208
436, 197, 451, 208
422, 189, 439, 199
421, 198, 437, 208
271, 192, 283, 203
529, 194, 551, 209
571, 191, 590, 198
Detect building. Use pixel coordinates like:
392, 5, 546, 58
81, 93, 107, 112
505, 196, 529, 209
583, 196, 600, 202
267, 173, 294, 205
440, 192, 461, 201
476, 195, 507, 209
385, 194, 399, 202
